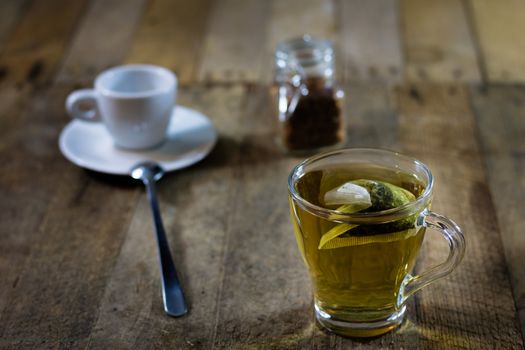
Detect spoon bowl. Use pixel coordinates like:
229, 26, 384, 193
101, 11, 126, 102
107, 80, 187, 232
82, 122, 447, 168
131, 162, 165, 183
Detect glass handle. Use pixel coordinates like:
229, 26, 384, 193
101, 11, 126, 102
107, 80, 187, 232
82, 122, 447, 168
285, 83, 306, 118
403, 210, 466, 302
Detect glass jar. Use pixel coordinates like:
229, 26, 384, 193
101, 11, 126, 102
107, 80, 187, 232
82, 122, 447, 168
274, 36, 345, 154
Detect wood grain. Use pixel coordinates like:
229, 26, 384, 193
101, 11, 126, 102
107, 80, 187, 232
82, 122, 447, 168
0, 2, 524, 349
209, 86, 313, 349
84, 85, 247, 349
0, 85, 139, 349
468, 0, 525, 82
0, 86, 44, 317
402, 0, 481, 82
344, 82, 399, 150
0, 0, 30, 50
261, 0, 337, 83
197, 0, 267, 83
125, 0, 213, 85
213, 84, 414, 349
469, 84, 525, 337
396, 84, 523, 348
339, 0, 403, 83
0, 0, 89, 87
56, 0, 146, 83
266, 0, 336, 49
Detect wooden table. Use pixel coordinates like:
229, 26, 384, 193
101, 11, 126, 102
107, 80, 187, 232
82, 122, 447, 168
1, 0, 524, 348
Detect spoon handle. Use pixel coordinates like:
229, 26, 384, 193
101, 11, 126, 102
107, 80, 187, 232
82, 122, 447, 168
144, 180, 188, 317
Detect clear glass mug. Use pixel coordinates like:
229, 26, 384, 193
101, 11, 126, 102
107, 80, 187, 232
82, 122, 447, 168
288, 149, 466, 337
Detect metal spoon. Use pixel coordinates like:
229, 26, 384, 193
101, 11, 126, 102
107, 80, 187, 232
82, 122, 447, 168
131, 161, 188, 317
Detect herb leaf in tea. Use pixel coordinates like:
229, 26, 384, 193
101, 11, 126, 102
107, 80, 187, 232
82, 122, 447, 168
318, 222, 359, 249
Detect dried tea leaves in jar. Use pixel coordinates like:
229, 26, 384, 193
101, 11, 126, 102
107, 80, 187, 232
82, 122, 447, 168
283, 78, 344, 151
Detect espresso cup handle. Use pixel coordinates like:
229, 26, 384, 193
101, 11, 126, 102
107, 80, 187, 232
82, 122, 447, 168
66, 89, 101, 122
402, 210, 466, 302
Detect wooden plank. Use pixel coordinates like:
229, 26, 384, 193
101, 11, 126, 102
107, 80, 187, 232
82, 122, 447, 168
344, 83, 400, 150
0, 86, 36, 316
84, 85, 247, 349
0, 86, 28, 145
468, 0, 525, 82
0, 0, 30, 51
205, 84, 521, 349
197, 0, 267, 83
339, 0, 403, 83
0, 0, 89, 87
402, 0, 481, 82
125, 0, 213, 85
261, 0, 337, 83
210, 84, 424, 349
56, 0, 146, 83
266, 0, 336, 49
1, 85, 522, 347
469, 84, 525, 337
84, 198, 157, 349
396, 84, 523, 348
208, 83, 524, 348
0, 84, 140, 348
210, 86, 314, 349
0, 0, 144, 335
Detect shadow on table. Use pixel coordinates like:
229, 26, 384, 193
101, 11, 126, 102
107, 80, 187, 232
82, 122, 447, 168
393, 303, 511, 348
196, 133, 286, 169
82, 131, 306, 191
83, 169, 136, 187
209, 300, 510, 349
210, 305, 316, 349
78, 134, 260, 184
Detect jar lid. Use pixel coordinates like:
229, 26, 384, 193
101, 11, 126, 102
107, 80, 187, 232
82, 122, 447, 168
275, 35, 334, 79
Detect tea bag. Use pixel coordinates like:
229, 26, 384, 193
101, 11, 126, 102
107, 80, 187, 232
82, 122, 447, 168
319, 179, 416, 249
351, 179, 415, 212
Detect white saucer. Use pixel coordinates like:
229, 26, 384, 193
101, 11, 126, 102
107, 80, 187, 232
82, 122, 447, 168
59, 106, 217, 175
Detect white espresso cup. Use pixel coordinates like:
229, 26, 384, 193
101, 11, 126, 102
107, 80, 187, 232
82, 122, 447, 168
66, 64, 177, 150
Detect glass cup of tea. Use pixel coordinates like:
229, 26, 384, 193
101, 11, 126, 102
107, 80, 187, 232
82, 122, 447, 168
288, 148, 465, 337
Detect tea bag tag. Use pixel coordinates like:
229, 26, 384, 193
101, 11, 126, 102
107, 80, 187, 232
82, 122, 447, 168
324, 181, 371, 208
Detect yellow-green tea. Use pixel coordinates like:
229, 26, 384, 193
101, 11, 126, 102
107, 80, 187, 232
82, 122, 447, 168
289, 166, 426, 336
